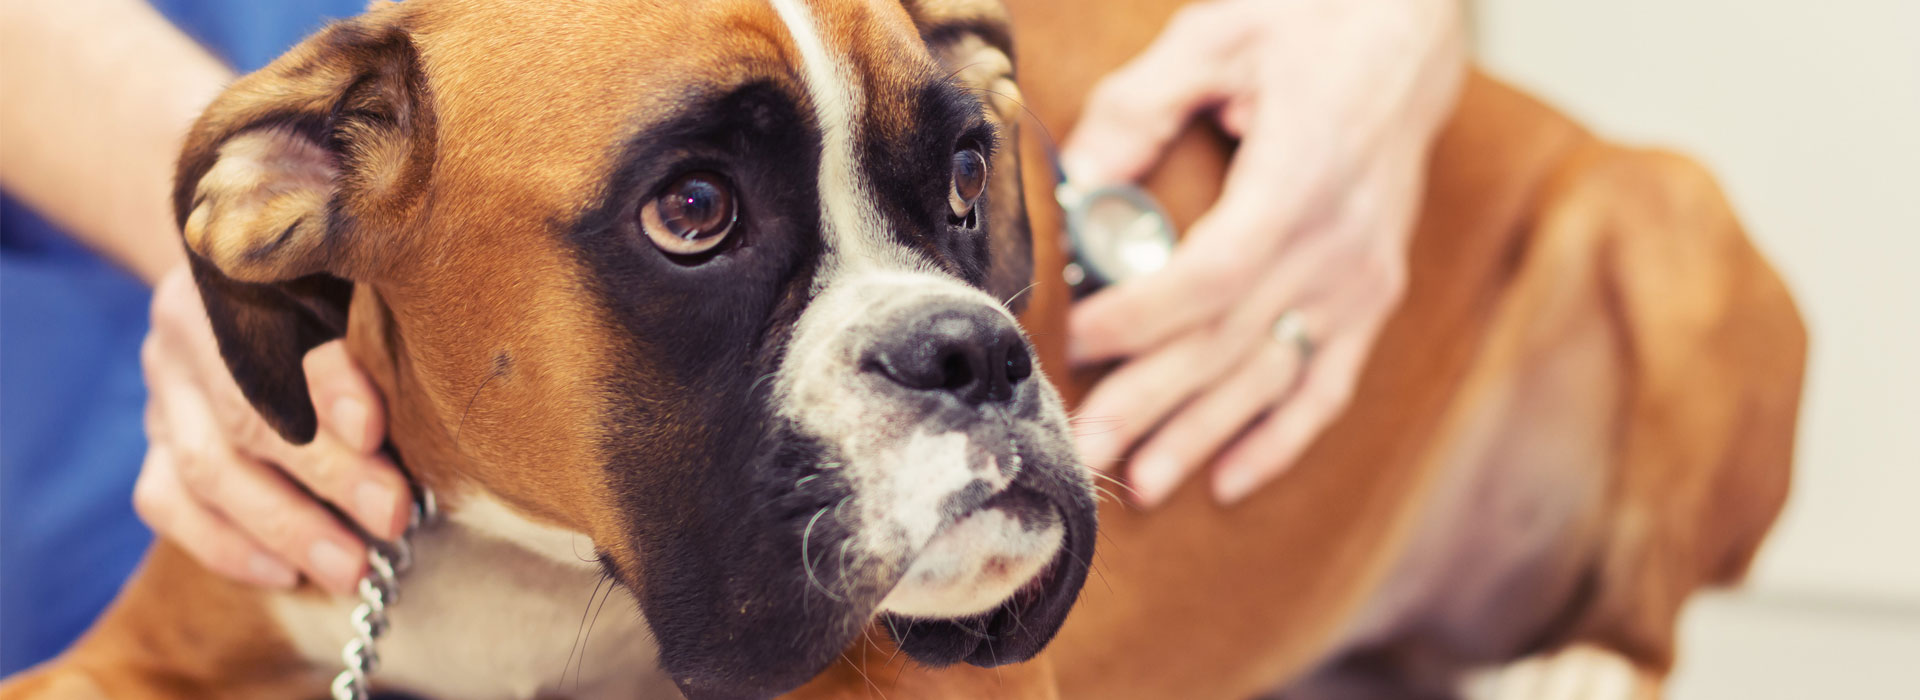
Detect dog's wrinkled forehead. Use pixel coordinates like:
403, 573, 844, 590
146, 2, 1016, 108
768, 0, 942, 277
409, 0, 968, 236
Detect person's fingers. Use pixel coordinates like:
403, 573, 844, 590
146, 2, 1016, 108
172, 441, 370, 594
1211, 332, 1369, 504
278, 434, 411, 542
132, 447, 299, 589
1067, 192, 1295, 365
188, 337, 406, 544
1127, 319, 1312, 507
153, 370, 368, 593
1072, 324, 1252, 474
300, 341, 409, 540
201, 378, 406, 552
1065, 3, 1431, 367
1059, 0, 1256, 186
1139, 144, 1412, 504
1202, 155, 1413, 504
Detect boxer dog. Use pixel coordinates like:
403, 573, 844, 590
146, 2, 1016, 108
6, 0, 1807, 698
4, 0, 1097, 698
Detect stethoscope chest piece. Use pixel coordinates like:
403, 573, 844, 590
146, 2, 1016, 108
1055, 177, 1178, 298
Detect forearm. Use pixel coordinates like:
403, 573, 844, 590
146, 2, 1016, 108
0, 0, 233, 284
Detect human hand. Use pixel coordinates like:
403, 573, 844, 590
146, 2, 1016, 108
136, 266, 407, 593
1062, 0, 1466, 507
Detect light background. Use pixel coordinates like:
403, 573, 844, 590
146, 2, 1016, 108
1473, 0, 1920, 697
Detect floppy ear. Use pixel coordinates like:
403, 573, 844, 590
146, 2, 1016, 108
173, 5, 434, 444
904, 0, 1035, 312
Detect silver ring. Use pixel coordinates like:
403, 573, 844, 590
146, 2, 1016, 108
1271, 310, 1314, 362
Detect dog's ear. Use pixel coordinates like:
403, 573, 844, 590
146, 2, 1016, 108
904, 0, 1035, 313
173, 6, 433, 444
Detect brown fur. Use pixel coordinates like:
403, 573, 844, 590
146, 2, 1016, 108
2, 0, 1800, 698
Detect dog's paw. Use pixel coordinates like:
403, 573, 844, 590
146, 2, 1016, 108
1464, 645, 1658, 700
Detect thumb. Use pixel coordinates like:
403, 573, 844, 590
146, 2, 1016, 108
1060, 1, 1254, 186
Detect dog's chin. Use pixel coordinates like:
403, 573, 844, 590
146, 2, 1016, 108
878, 486, 1065, 618
876, 482, 1096, 668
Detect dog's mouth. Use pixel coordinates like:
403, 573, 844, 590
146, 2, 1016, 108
877, 478, 1097, 668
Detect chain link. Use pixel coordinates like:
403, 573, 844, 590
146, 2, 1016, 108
331, 489, 435, 700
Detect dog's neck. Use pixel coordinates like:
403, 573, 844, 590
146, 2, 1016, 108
342, 284, 591, 527
267, 491, 671, 699
295, 288, 671, 698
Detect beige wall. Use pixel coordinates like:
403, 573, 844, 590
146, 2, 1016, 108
1473, 1, 1920, 696
1475, 0, 1920, 601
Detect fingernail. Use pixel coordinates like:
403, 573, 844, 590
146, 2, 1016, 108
1066, 338, 1089, 366
1059, 152, 1107, 188
330, 397, 371, 453
355, 480, 401, 540
247, 554, 298, 588
1065, 309, 1106, 367
1214, 468, 1260, 505
308, 540, 361, 591
1131, 456, 1180, 508
1075, 432, 1116, 470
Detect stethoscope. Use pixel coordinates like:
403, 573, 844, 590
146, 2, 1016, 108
1047, 146, 1181, 298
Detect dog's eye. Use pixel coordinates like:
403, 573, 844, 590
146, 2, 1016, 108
641, 172, 737, 255
948, 148, 987, 222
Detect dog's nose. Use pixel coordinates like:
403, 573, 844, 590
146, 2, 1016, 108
865, 302, 1033, 405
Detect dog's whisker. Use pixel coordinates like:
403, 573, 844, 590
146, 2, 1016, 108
961, 86, 1059, 151
576, 573, 617, 691
1086, 468, 1143, 499
941, 59, 991, 84
1091, 561, 1114, 594
802, 507, 847, 603
451, 365, 506, 451
569, 535, 602, 564
882, 615, 906, 666
1002, 280, 1040, 308
559, 575, 605, 685
839, 650, 887, 700
835, 538, 858, 596
890, 646, 912, 686
560, 572, 609, 688
746, 370, 780, 399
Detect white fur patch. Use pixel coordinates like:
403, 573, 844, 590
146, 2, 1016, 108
1465, 645, 1642, 700
268, 493, 671, 699
446, 492, 602, 571
768, 0, 923, 279
878, 509, 1063, 617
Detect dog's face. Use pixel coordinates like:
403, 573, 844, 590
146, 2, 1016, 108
173, 0, 1092, 697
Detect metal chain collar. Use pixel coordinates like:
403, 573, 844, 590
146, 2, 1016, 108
330, 489, 436, 700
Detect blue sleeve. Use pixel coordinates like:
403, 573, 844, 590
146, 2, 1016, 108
0, 0, 367, 674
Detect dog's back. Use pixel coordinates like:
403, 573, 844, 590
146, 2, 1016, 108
998, 2, 1805, 694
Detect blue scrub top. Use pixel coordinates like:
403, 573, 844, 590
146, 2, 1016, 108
0, 0, 367, 674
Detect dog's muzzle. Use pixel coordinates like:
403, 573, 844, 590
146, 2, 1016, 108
853, 297, 1095, 668
770, 273, 1097, 673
